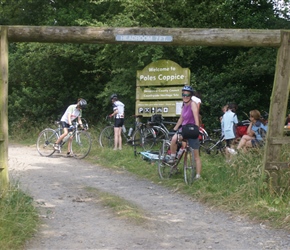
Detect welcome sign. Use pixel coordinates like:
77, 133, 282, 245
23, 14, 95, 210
136, 60, 190, 117
137, 60, 189, 86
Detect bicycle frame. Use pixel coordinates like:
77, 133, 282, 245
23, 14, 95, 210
99, 115, 156, 151
158, 132, 196, 185
147, 118, 176, 151
105, 115, 145, 142
37, 118, 91, 159
56, 121, 85, 149
200, 132, 226, 156
210, 135, 225, 151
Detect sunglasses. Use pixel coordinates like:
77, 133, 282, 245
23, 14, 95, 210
182, 93, 191, 97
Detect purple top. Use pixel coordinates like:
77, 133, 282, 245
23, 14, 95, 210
182, 102, 196, 125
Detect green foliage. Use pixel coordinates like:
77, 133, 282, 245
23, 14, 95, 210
4, 0, 290, 134
0, 183, 38, 249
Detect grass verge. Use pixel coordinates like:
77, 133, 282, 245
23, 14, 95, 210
84, 186, 148, 225
0, 183, 39, 249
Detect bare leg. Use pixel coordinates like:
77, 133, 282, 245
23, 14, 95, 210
170, 134, 179, 155
194, 149, 201, 175
68, 136, 73, 153
237, 135, 253, 149
114, 127, 122, 150
117, 127, 122, 150
55, 128, 69, 144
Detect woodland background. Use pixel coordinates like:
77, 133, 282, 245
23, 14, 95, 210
1, 0, 290, 132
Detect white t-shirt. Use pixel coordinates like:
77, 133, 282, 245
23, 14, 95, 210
113, 100, 125, 118
191, 96, 201, 104
61, 104, 82, 124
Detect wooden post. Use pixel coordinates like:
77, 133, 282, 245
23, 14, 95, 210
263, 31, 290, 191
0, 26, 9, 187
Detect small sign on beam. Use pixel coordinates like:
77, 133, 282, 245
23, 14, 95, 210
116, 35, 173, 42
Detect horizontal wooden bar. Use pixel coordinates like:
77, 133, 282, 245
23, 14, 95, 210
5, 26, 282, 47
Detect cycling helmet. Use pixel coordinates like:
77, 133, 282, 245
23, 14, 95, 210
78, 98, 87, 109
182, 85, 194, 94
110, 93, 118, 100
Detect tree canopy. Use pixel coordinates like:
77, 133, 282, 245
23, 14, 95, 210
2, 0, 290, 131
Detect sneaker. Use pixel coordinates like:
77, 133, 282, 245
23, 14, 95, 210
227, 147, 237, 155
66, 152, 73, 157
54, 143, 60, 151
165, 157, 176, 164
195, 174, 201, 179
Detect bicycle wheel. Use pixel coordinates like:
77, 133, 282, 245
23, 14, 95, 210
200, 139, 219, 156
183, 147, 196, 185
99, 126, 114, 148
132, 127, 156, 151
71, 130, 92, 159
151, 126, 168, 150
36, 128, 59, 157
158, 140, 173, 179
217, 139, 227, 155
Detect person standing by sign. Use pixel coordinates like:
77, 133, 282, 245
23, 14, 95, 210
169, 86, 202, 179
109, 94, 125, 150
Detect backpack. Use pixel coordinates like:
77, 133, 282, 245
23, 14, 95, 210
253, 119, 266, 140
256, 124, 267, 141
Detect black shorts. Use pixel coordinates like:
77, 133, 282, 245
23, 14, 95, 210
225, 139, 234, 148
114, 118, 124, 128
60, 121, 70, 129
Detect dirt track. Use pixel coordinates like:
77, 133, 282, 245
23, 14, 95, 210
8, 144, 290, 250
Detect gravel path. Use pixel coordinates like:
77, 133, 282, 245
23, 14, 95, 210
8, 144, 290, 250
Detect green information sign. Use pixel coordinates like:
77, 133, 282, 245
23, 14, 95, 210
136, 86, 181, 100
136, 101, 183, 117
135, 60, 190, 117
137, 60, 189, 87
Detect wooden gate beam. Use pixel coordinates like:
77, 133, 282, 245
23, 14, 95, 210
6, 26, 282, 47
1, 25, 290, 188
0, 26, 9, 187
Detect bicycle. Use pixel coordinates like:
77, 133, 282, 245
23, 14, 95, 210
158, 131, 197, 185
99, 115, 156, 151
146, 114, 177, 150
36, 118, 91, 159
198, 126, 210, 144
199, 129, 226, 156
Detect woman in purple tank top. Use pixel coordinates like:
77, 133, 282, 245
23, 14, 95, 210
169, 86, 202, 179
